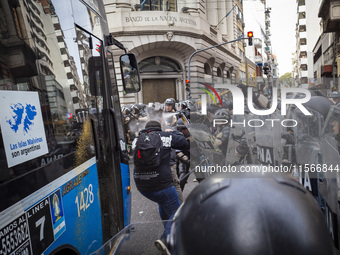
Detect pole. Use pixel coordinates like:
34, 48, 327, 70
215, 4, 237, 28
187, 36, 248, 83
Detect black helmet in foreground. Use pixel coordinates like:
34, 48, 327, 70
170, 169, 334, 255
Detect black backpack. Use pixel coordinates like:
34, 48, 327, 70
134, 130, 163, 168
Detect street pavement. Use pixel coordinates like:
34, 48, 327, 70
130, 162, 198, 223
126, 162, 198, 254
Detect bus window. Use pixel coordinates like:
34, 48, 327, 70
0, 0, 135, 254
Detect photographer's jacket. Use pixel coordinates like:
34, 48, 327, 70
133, 127, 189, 192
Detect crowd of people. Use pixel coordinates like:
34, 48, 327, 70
121, 86, 340, 254
122, 98, 192, 254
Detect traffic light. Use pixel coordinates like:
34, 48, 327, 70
263, 62, 270, 75
247, 31, 253, 46
185, 79, 190, 92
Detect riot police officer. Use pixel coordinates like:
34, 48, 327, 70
175, 118, 190, 191
163, 98, 177, 127
213, 109, 231, 157
178, 101, 190, 120
329, 91, 340, 105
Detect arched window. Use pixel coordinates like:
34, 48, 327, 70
139, 56, 182, 72
217, 67, 222, 77
204, 63, 212, 83
204, 63, 211, 75
216, 67, 223, 83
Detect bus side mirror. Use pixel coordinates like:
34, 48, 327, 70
120, 53, 141, 94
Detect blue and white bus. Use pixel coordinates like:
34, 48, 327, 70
0, 0, 140, 254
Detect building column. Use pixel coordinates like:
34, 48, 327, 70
207, 0, 218, 26
226, 0, 234, 41
217, 0, 227, 35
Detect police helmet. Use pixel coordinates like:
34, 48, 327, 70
138, 103, 147, 111
164, 98, 176, 110
186, 99, 195, 110
179, 101, 188, 110
176, 118, 189, 134
122, 105, 132, 115
132, 104, 140, 115
329, 91, 340, 98
171, 170, 334, 255
214, 109, 230, 121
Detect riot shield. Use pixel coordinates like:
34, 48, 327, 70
225, 114, 254, 166
244, 113, 258, 164
292, 107, 324, 195
254, 112, 284, 166
189, 121, 223, 180
318, 105, 340, 250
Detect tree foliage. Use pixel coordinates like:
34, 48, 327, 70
279, 72, 293, 87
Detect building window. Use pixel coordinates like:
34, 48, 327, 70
299, 25, 306, 32
314, 47, 322, 63
237, 27, 243, 38
217, 67, 222, 77
204, 63, 211, 75
299, 51, 307, 58
139, 56, 181, 72
300, 77, 308, 84
204, 63, 212, 82
298, 12, 306, 19
298, 0, 305, 6
236, 6, 243, 22
140, 0, 177, 11
300, 38, 307, 45
300, 64, 307, 71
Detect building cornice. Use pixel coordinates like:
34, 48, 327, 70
111, 30, 241, 62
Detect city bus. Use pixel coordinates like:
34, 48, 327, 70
0, 0, 140, 254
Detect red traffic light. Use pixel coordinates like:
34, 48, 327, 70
247, 31, 253, 38
185, 79, 190, 84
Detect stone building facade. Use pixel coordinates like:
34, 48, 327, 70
104, 0, 245, 104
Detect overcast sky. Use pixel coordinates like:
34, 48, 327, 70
244, 0, 297, 76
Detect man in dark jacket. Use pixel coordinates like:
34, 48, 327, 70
133, 120, 189, 254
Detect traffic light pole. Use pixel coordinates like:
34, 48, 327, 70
186, 36, 251, 99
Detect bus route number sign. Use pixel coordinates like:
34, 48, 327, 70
26, 197, 54, 255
